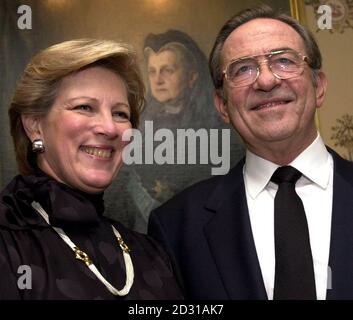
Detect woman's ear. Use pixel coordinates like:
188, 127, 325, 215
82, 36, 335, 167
21, 114, 42, 142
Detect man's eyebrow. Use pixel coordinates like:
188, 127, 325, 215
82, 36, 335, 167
269, 47, 294, 53
232, 47, 296, 61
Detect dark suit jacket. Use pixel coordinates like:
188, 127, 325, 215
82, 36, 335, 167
148, 148, 353, 299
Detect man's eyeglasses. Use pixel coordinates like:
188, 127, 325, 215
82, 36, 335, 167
223, 49, 309, 88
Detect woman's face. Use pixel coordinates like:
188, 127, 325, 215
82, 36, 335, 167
35, 66, 132, 193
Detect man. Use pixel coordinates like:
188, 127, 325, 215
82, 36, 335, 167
148, 5, 353, 300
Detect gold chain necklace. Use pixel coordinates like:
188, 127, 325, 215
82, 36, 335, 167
31, 201, 134, 296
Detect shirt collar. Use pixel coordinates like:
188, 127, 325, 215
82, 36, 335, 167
290, 134, 331, 189
244, 133, 331, 199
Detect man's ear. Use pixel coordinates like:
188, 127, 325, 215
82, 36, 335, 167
214, 90, 230, 124
21, 114, 43, 142
188, 71, 198, 89
315, 71, 328, 109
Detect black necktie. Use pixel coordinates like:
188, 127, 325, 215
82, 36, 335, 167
271, 166, 316, 300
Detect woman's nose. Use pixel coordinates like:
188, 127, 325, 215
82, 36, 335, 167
93, 112, 119, 139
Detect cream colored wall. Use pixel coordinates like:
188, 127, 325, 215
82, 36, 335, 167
33, 0, 287, 67
23, 0, 288, 98
305, 5, 353, 159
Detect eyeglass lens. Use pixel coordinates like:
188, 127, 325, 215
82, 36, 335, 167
226, 50, 305, 87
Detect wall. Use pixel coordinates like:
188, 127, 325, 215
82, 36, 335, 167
304, 2, 353, 159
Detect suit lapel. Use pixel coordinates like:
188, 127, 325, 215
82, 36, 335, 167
203, 160, 267, 299
327, 150, 353, 299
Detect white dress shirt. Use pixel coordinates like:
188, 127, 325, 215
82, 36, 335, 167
244, 133, 333, 300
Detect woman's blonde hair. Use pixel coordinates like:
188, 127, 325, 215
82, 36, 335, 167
9, 38, 145, 175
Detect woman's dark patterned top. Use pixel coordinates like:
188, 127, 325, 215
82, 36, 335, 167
0, 172, 184, 300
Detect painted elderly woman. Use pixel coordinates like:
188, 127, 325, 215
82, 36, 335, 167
0, 39, 183, 299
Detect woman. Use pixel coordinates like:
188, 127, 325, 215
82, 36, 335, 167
0, 39, 183, 299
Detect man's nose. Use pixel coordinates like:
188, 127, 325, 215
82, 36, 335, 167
252, 61, 281, 91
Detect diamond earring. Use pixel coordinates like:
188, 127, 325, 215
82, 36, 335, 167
32, 139, 45, 153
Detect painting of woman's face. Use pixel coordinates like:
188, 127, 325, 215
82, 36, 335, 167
147, 50, 190, 104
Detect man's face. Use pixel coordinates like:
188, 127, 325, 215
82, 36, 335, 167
215, 18, 327, 156
147, 50, 188, 103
